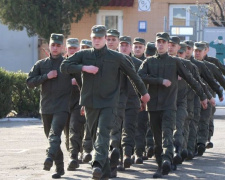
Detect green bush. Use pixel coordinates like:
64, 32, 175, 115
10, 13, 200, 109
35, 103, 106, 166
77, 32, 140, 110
0, 68, 40, 118
0, 68, 13, 118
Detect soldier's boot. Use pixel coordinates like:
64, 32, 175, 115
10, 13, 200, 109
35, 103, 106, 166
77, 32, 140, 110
82, 153, 92, 163
180, 149, 188, 162
142, 152, 148, 160
52, 165, 65, 179
206, 142, 213, 149
186, 150, 194, 161
78, 152, 83, 164
135, 155, 143, 164
173, 146, 182, 165
123, 156, 132, 169
147, 146, 154, 158
109, 148, 120, 168
197, 143, 206, 156
117, 162, 125, 171
43, 157, 53, 171
162, 160, 171, 176
110, 166, 117, 178
92, 161, 102, 180
152, 163, 162, 179
67, 159, 79, 171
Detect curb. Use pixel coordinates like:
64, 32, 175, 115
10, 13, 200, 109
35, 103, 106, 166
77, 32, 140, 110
0, 118, 41, 122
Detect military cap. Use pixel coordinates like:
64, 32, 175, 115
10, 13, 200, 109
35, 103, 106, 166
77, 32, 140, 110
133, 37, 146, 45
80, 39, 92, 48
119, 36, 132, 44
184, 40, 194, 48
200, 41, 209, 48
194, 42, 206, 50
218, 36, 223, 40
50, 33, 64, 45
178, 42, 187, 53
66, 38, 79, 48
169, 36, 180, 45
156, 32, 170, 42
91, 25, 106, 37
145, 42, 156, 56
107, 29, 120, 37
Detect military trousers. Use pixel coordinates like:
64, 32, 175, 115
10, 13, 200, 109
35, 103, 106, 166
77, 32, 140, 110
63, 117, 70, 151
146, 126, 154, 149
110, 107, 125, 149
135, 110, 148, 157
121, 108, 139, 157
41, 112, 68, 168
187, 95, 201, 153
82, 123, 93, 153
85, 107, 116, 178
173, 103, 188, 147
149, 110, 176, 164
197, 102, 212, 145
69, 107, 86, 159
208, 106, 216, 141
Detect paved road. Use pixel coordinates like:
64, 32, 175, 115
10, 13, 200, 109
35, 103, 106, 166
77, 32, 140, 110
0, 108, 225, 180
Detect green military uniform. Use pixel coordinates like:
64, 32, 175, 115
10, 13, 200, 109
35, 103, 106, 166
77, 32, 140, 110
60, 25, 147, 179
26, 33, 72, 177
187, 43, 223, 156
209, 36, 225, 64
133, 38, 149, 161
138, 33, 207, 175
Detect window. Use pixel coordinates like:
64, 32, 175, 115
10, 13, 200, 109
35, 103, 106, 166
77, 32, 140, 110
169, 4, 207, 41
97, 10, 123, 35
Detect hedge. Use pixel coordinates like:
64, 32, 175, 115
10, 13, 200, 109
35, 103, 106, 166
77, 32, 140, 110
0, 68, 40, 118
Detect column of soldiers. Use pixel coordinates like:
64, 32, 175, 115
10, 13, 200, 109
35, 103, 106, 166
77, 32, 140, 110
27, 25, 225, 180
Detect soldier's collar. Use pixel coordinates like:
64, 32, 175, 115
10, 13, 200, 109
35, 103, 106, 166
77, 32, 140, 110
156, 52, 168, 59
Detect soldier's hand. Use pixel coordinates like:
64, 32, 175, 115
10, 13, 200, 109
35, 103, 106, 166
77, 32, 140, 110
162, 79, 171, 87
214, 39, 218, 43
200, 99, 208, 109
47, 70, 57, 79
178, 76, 182, 80
71, 78, 77, 85
80, 106, 85, 116
140, 102, 147, 111
141, 93, 150, 103
219, 96, 224, 102
209, 97, 216, 107
82, 65, 99, 74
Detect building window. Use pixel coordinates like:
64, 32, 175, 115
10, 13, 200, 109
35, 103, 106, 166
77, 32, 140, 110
169, 4, 207, 41
97, 10, 123, 35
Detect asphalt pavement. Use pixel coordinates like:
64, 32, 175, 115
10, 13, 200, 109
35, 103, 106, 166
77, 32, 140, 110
0, 107, 224, 180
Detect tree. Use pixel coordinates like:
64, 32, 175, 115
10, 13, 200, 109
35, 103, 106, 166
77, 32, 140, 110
196, 0, 225, 27
0, 0, 110, 40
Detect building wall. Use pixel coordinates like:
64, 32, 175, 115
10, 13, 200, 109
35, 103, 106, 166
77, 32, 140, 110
39, 0, 210, 59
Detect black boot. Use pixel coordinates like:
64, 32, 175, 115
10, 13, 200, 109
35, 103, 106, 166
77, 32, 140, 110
92, 161, 102, 180
67, 159, 79, 171
52, 166, 65, 179
147, 146, 154, 158
186, 150, 194, 160
173, 146, 182, 165
206, 142, 213, 149
181, 149, 188, 162
43, 157, 53, 171
162, 160, 171, 175
123, 156, 132, 169
197, 143, 205, 156
82, 153, 92, 163
153, 164, 162, 178
109, 148, 120, 168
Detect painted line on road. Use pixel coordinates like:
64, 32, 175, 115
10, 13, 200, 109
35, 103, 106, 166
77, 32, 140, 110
0, 149, 29, 153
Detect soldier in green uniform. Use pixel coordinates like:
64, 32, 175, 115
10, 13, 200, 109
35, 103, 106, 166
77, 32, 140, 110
145, 42, 156, 158
27, 33, 72, 179
209, 36, 225, 64
194, 42, 225, 156
138, 32, 208, 178
60, 25, 150, 180
79, 39, 94, 163
132, 37, 149, 163
118, 36, 143, 169
64, 38, 88, 171
203, 42, 225, 148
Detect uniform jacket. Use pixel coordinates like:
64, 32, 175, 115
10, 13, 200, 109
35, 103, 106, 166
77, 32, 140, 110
60, 45, 147, 108
138, 53, 206, 111
27, 55, 72, 114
